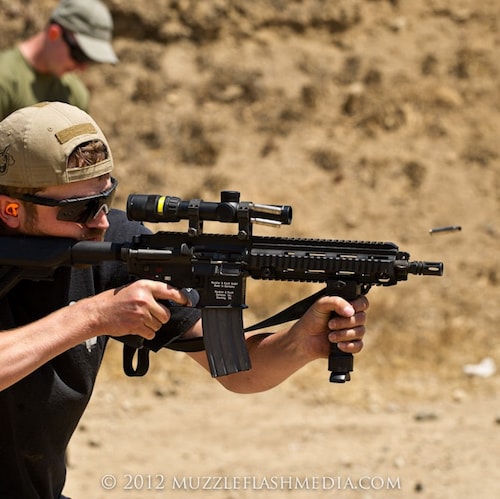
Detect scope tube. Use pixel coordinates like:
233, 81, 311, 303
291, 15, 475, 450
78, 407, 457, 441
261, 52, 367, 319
127, 193, 292, 226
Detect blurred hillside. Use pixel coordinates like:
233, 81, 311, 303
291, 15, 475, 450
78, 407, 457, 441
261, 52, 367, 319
1, 0, 499, 399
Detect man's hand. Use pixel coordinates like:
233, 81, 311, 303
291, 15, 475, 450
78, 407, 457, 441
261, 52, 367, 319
91, 279, 191, 339
291, 295, 369, 360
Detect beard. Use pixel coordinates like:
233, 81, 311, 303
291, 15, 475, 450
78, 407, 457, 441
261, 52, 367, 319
22, 215, 107, 242
81, 227, 107, 241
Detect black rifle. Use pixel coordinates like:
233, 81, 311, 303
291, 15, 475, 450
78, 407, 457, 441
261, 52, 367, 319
0, 191, 443, 382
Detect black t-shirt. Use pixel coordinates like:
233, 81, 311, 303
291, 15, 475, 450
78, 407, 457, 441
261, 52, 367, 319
0, 210, 201, 498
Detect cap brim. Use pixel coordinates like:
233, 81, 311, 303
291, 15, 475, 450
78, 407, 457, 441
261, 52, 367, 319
74, 32, 119, 64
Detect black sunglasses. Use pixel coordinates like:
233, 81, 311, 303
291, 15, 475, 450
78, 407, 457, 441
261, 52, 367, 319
18, 177, 118, 224
60, 27, 92, 64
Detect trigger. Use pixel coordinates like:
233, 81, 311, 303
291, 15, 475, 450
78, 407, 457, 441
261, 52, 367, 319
181, 287, 200, 307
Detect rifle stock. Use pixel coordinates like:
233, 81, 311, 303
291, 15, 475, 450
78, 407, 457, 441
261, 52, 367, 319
0, 191, 444, 383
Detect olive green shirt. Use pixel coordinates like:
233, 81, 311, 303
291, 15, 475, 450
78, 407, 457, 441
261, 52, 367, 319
0, 46, 89, 120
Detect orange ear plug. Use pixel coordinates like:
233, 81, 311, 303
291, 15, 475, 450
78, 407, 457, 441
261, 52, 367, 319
5, 203, 19, 216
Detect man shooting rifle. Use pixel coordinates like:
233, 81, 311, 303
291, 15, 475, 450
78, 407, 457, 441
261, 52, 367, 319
0, 102, 370, 498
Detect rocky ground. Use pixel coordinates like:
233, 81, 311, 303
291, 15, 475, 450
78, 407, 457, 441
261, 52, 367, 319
1, 1, 499, 497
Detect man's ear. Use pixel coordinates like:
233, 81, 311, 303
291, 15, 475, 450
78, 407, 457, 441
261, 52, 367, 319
0, 196, 21, 228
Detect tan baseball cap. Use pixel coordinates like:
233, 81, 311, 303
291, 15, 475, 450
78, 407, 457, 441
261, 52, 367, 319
0, 101, 113, 188
50, 0, 118, 64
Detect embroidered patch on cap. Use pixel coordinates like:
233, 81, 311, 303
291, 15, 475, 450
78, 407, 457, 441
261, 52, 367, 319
0, 145, 15, 175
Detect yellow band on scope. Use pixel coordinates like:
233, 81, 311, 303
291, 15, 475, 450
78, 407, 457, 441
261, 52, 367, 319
157, 196, 166, 215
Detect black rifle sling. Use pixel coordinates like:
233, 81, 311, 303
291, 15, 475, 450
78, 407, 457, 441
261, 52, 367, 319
166, 288, 326, 351
121, 335, 206, 377
243, 288, 327, 332
121, 288, 326, 377
122, 343, 150, 377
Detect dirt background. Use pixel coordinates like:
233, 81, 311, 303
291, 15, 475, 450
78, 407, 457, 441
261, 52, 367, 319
1, 0, 499, 497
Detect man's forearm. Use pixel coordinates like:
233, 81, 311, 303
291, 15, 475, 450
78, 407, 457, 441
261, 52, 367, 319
188, 326, 314, 394
0, 299, 100, 391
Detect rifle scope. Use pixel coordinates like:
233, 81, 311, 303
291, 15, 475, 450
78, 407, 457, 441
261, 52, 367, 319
127, 190, 293, 227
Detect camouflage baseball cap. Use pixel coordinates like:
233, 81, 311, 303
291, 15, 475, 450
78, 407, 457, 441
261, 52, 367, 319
0, 102, 113, 187
51, 0, 118, 64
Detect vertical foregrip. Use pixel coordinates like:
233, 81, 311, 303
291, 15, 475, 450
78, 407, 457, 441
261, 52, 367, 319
201, 308, 252, 377
327, 281, 362, 383
329, 344, 353, 383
